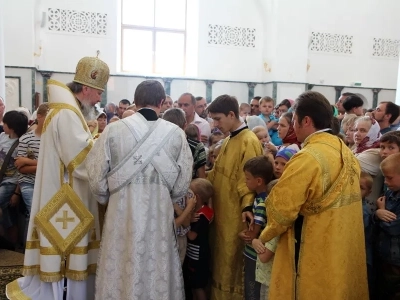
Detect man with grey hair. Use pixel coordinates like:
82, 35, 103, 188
178, 93, 211, 145
86, 80, 193, 300
104, 102, 117, 122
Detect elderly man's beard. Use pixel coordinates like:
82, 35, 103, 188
81, 101, 96, 121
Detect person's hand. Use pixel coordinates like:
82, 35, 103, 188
376, 196, 386, 210
252, 239, 266, 253
265, 143, 277, 153
14, 157, 28, 169
200, 135, 208, 145
376, 209, 397, 222
186, 193, 197, 211
238, 230, 252, 244
337, 114, 344, 120
191, 213, 200, 223
9, 194, 20, 207
242, 211, 254, 230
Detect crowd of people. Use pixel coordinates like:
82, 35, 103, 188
0, 56, 400, 300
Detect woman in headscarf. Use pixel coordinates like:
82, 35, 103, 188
353, 116, 383, 213
276, 112, 300, 151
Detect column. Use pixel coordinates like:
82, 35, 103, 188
205, 80, 214, 103
40, 72, 52, 102
372, 88, 382, 108
247, 82, 257, 102
0, 0, 5, 101
334, 86, 345, 102
306, 84, 314, 90
162, 78, 173, 96
272, 82, 277, 101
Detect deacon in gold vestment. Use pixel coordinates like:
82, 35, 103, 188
207, 95, 263, 300
6, 56, 110, 300
253, 91, 368, 300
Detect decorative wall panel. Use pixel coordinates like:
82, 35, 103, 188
372, 38, 399, 58
310, 32, 353, 54
48, 8, 107, 35
208, 24, 256, 48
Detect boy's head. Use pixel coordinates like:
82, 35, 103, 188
239, 103, 251, 118
380, 131, 400, 160
360, 171, 373, 199
162, 108, 186, 129
342, 95, 364, 116
36, 103, 50, 126
252, 126, 270, 145
243, 155, 273, 192
274, 148, 298, 178
208, 95, 240, 133
266, 179, 279, 194
209, 131, 224, 146
185, 124, 200, 141
259, 96, 274, 116
190, 178, 214, 207
381, 153, 400, 192
3, 110, 28, 137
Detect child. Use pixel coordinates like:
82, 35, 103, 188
15, 103, 49, 243
184, 178, 214, 300
375, 153, 400, 299
238, 155, 273, 300
253, 179, 279, 300
252, 126, 275, 162
0, 111, 28, 244
239, 103, 251, 119
174, 189, 197, 264
185, 124, 201, 141
208, 131, 224, 146
258, 97, 282, 146
360, 171, 374, 299
273, 148, 298, 179
380, 131, 400, 160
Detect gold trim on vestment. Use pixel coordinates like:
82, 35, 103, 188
34, 183, 94, 256
6, 279, 32, 300
65, 263, 97, 281
42, 108, 60, 133
40, 271, 63, 283
21, 265, 40, 276
212, 279, 243, 295
67, 140, 93, 177
25, 241, 39, 249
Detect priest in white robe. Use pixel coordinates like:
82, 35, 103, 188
6, 56, 110, 300
86, 80, 193, 300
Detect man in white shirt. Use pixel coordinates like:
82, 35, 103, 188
178, 93, 211, 144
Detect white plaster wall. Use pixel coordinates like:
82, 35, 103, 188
310, 86, 336, 104
170, 80, 206, 101
5, 68, 33, 110
212, 82, 248, 103
378, 90, 396, 105
254, 84, 265, 99
265, 83, 273, 99
276, 83, 306, 103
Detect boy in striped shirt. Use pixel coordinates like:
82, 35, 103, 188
238, 155, 273, 300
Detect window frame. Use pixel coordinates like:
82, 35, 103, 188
121, 0, 187, 75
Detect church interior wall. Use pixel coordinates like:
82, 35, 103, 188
212, 82, 249, 105
170, 80, 206, 101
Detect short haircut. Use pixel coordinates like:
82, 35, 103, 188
191, 178, 214, 204
162, 108, 186, 129
119, 99, 131, 106
240, 103, 250, 110
293, 91, 333, 131
360, 171, 373, 190
342, 95, 364, 112
253, 96, 261, 101
380, 131, 400, 147
180, 93, 196, 105
278, 99, 292, 109
104, 102, 116, 113
252, 125, 268, 137
208, 95, 239, 118
3, 110, 28, 137
134, 80, 166, 107
381, 153, 400, 173
209, 131, 224, 145
342, 92, 356, 97
266, 179, 279, 193
260, 96, 274, 105
243, 155, 273, 184
195, 96, 205, 102
381, 101, 400, 124
185, 124, 200, 141
36, 103, 49, 117
66, 81, 83, 94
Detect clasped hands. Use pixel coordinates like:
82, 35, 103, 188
375, 196, 397, 222
239, 211, 266, 254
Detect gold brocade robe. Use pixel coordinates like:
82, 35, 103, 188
207, 128, 263, 300
260, 132, 368, 300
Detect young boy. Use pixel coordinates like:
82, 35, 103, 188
207, 95, 263, 299
360, 171, 374, 299
273, 148, 298, 179
184, 178, 214, 300
0, 110, 28, 244
239, 155, 273, 300
375, 153, 400, 299
380, 131, 400, 160
239, 103, 251, 119
258, 97, 281, 146
208, 131, 224, 146
253, 179, 279, 300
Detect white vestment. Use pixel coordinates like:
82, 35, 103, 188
86, 110, 193, 300
6, 80, 101, 300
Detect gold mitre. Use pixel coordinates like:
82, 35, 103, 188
73, 55, 110, 91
